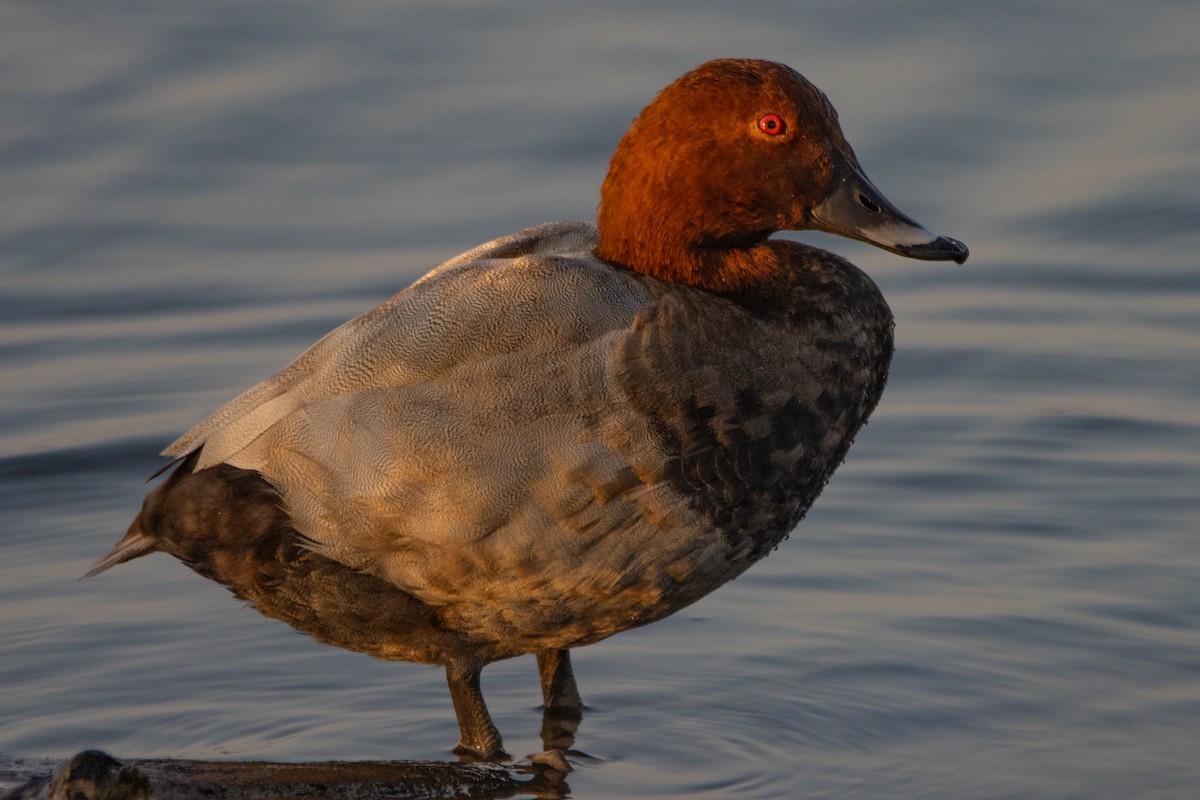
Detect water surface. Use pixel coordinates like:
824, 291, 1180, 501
2, 2, 1198, 798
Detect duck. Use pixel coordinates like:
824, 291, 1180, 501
87, 58, 968, 761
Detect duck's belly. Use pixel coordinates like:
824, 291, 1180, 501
180, 461, 753, 665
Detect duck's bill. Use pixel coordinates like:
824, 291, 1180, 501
809, 150, 969, 264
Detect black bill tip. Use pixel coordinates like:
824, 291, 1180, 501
896, 234, 969, 265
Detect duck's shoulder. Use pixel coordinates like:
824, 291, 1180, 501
412, 221, 601, 282
381, 222, 649, 339
166, 223, 646, 467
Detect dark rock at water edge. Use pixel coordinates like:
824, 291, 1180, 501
0, 750, 568, 799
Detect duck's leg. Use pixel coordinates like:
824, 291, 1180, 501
537, 649, 583, 710
446, 659, 507, 760
537, 649, 583, 751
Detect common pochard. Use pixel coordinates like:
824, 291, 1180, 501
89, 58, 968, 760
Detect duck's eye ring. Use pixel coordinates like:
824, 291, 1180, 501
757, 113, 786, 136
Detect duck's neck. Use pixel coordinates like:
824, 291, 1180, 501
595, 220, 785, 293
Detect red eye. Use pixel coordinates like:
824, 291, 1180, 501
757, 113, 786, 136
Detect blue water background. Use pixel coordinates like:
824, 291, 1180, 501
2, 2, 1198, 798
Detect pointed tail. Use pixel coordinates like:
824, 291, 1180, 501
83, 520, 158, 579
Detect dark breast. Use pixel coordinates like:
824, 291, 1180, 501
618, 248, 894, 569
